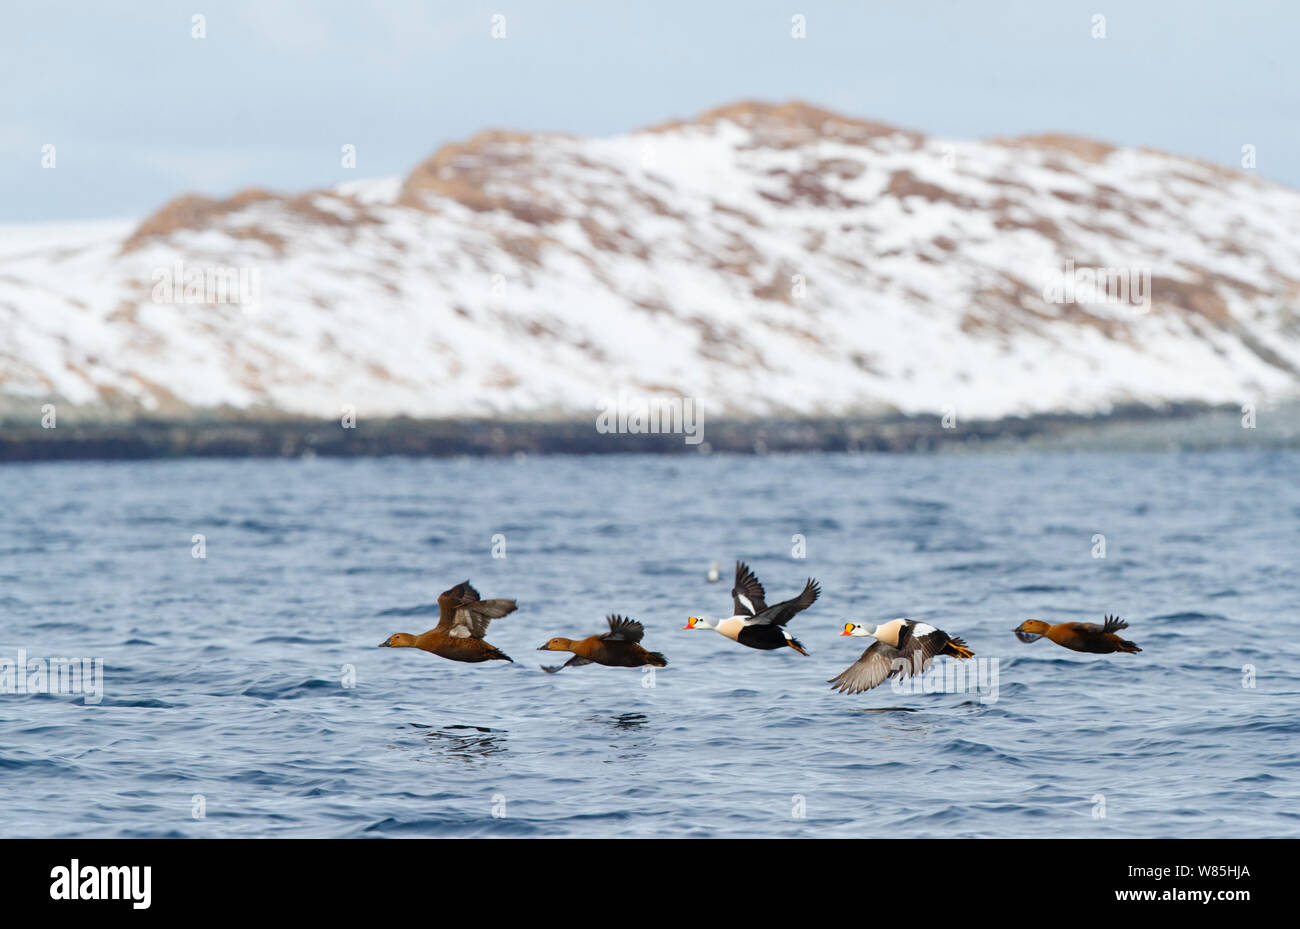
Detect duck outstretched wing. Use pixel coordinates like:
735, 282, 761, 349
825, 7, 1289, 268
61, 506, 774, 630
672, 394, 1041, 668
731, 561, 768, 617
601, 615, 645, 643
1101, 614, 1128, 634
542, 655, 594, 673
438, 580, 481, 609
749, 578, 820, 626
435, 580, 517, 638
827, 641, 901, 694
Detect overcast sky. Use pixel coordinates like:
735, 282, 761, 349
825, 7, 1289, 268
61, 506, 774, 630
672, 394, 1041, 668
4, 0, 1296, 222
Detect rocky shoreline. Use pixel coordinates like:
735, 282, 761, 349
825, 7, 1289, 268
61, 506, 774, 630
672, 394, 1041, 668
1, 402, 1291, 462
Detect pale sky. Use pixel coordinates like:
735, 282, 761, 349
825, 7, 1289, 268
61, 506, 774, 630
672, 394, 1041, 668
3, 0, 1296, 222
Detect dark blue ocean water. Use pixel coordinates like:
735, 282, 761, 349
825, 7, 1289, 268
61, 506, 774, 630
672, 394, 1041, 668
1, 450, 1297, 837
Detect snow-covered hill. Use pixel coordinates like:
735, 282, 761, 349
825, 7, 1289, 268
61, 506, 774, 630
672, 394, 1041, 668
3, 101, 1299, 422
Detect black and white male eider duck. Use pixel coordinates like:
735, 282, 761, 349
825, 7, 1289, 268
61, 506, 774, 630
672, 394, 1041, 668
828, 619, 973, 694
378, 581, 517, 663
1013, 615, 1141, 654
538, 615, 668, 672
683, 561, 819, 655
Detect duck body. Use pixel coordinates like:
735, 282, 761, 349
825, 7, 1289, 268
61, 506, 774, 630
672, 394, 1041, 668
829, 618, 973, 694
406, 632, 512, 663
1014, 615, 1140, 654
379, 581, 517, 663
685, 561, 819, 656
709, 618, 802, 651
540, 616, 667, 672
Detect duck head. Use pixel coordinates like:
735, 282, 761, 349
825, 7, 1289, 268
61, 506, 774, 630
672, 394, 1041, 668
848, 618, 909, 645
683, 616, 715, 630
379, 632, 417, 648
1014, 620, 1048, 643
538, 637, 574, 652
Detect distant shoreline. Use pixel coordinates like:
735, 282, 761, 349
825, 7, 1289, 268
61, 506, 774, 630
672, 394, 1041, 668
1, 402, 1293, 462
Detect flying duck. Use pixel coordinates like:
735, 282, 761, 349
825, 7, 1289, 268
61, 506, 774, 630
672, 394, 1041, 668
828, 619, 973, 694
378, 581, 517, 663
1014, 615, 1141, 654
684, 560, 818, 655
538, 615, 668, 672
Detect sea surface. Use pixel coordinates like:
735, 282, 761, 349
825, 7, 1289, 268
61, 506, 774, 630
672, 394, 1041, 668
1, 449, 1297, 837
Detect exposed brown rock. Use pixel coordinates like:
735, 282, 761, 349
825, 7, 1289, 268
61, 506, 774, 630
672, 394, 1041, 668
1150, 275, 1230, 324
752, 267, 797, 304
579, 217, 650, 259
121, 187, 378, 254
121, 188, 276, 252
649, 100, 922, 149
886, 170, 976, 209
494, 232, 552, 268
713, 202, 761, 226
992, 133, 1118, 164
399, 130, 566, 224
688, 316, 766, 367
760, 168, 864, 208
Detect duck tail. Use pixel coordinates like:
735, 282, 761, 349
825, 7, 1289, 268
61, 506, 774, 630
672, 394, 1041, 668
492, 648, 514, 663
1116, 638, 1141, 654
944, 636, 974, 660
646, 651, 668, 667
787, 636, 810, 656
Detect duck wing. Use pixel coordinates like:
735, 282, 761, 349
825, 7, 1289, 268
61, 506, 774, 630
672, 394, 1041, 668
895, 622, 955, 672
748, 578, 820, 626
1100, 614, 1128, 634
437, 580, 481, 610
542, 655, 594, 673
435, 580, 517, 638
827, 641, 901, 694
601, 615, 645, 643
731, 561, 768, 617
452, 599, 517, 638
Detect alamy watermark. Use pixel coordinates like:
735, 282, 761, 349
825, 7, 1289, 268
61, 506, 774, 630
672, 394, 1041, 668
50, 859, 150, 909
152, 259, 261, 313
890, 655, 1000, 704
595, 388, 703, 445
0, 649, 103, 704
1043, 259, 1150, 314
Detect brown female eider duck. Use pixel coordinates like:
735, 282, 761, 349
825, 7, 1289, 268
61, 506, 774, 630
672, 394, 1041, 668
538, 615, 668, 672
1014, 615, 1140, 654
378, 581, 517, 663
828, 619, 973, 694
684, 560, 818, 655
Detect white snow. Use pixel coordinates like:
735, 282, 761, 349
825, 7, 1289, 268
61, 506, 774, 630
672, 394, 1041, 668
2, 107, 1298, 421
